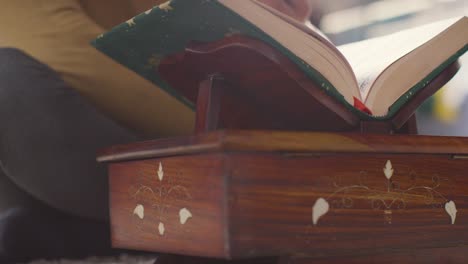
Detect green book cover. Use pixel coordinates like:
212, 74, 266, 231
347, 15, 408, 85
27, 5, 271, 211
91, 0, 350, 113
92, 0, 466, 121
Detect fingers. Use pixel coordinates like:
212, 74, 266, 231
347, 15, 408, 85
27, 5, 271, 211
257, 0, 312, 22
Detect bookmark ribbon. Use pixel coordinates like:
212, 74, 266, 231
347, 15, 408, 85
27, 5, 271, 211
353, 97, 373, 115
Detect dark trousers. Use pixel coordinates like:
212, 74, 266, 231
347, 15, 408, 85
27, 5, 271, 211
0, 48, 139, 220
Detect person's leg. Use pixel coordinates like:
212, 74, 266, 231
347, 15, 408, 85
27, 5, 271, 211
0, 169, 115, 263
0, 48, 141, 261
0, 165, 38, 212
0, 48, 139, 221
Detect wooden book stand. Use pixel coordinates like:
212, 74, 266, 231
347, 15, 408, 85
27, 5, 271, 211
98, 36, 468, 264
158, 35, 459, 135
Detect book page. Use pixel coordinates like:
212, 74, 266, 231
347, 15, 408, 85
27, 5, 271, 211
252, 0, 331, 42
250, 0, 360, 100
338, 17, 461, 102
219, 0, 361, 104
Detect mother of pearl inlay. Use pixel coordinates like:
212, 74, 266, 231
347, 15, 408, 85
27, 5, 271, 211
157, 162, 164, 181
179, 208, 193, 224
312, 198, 329, 225
133, 204, 144, 219
158, 222, 165, 236
445, 201, 457, 225
383, 160, 394, 180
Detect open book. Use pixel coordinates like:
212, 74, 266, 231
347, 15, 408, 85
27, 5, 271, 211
92, 0, 467, 121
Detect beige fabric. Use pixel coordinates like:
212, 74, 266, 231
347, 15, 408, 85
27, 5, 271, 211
0, 0, 195, 137
79, 0, 135, 30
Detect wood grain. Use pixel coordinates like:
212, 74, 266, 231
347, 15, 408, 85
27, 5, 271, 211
108, 155, 228, 257
288, 246, 468, 264
157, 35, 459, 133
227, 153, 468, 258
103, 133, 468, 260
195, 76, 224, 134
158, 35, 360, 132
140, 247, 468, 264
98, 130, 468, 162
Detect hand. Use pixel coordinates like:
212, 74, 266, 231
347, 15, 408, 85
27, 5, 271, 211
132, 0, 168, 14
257, 0, 313, 22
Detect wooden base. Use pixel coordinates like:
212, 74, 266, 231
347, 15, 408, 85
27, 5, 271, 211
99, 131, 468, 263
153, 246, 468, 264
154, 254, 277, 264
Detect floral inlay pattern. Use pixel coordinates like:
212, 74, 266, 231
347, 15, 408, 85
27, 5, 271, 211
179, 208, 193, 224
133, 204, 145, 219
130, 162, 192, 237
312, 160, 456, 225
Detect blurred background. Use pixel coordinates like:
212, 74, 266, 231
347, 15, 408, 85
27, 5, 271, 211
312, 0, 468, 136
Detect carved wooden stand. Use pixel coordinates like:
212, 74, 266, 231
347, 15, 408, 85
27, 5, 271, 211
158, 35, 459, 135
98, 36, 467, 264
